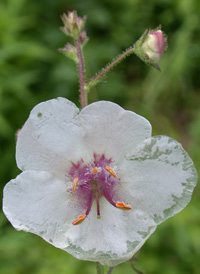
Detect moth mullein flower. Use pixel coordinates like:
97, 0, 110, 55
3, 98, 197, 266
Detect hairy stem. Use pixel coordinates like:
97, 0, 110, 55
107, 267, 114, 274
75, 39, 87, 108
86, 46, 135, 91
96, 262, 104, 274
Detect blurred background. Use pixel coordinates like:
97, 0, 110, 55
0, 0, 200, 273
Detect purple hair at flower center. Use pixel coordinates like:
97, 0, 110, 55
68, 153, 131, 225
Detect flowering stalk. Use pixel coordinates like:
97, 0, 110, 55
75, 38, 87, 108
59, 11, 88, 109
86, 27, 166, 91
59, 11, 166, 98
86, 46, 136, 92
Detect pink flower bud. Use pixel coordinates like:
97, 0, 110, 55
141, 30, 166, 63
134, 26, 167, 71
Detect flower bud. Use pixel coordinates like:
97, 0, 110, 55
79, 31, 89, 46
60, 10, 87, 40
58, 43, 78, 63
134, 26, 167, 71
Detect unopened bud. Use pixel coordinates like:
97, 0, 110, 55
58, 43, 78, 63
61, 10, 87, 40
79, 31, 89, 46
134, 26, 167, 71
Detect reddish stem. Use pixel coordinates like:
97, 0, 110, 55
75, 39, 87, 109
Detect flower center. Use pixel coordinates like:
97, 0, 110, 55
68, 153, 131, 225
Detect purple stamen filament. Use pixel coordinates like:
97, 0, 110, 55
68, 154, 131, 225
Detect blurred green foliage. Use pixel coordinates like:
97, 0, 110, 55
1, 0, 200, 273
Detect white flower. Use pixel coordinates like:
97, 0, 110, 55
3, 98, 197, 267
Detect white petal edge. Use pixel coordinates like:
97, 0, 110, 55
16, 98, 88, 175
3, 170, 157, 267
119, 135, 198, 224
78, 101, 152, 162
63, 197, 157, 266
3, 170, 78, 249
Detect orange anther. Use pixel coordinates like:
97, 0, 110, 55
116, 202, 132, 210
105, 166, 117, 178
72, 177, 78, 193
72, 214, 86, 225
93, 167, 98, 174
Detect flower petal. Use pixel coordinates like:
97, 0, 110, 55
120, 136, 198, 224
3, 171, 156, 266
16, 98, 87, 175
63, 197, 156, 266
78, 101, 152, 162
3, 170, 78, 249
